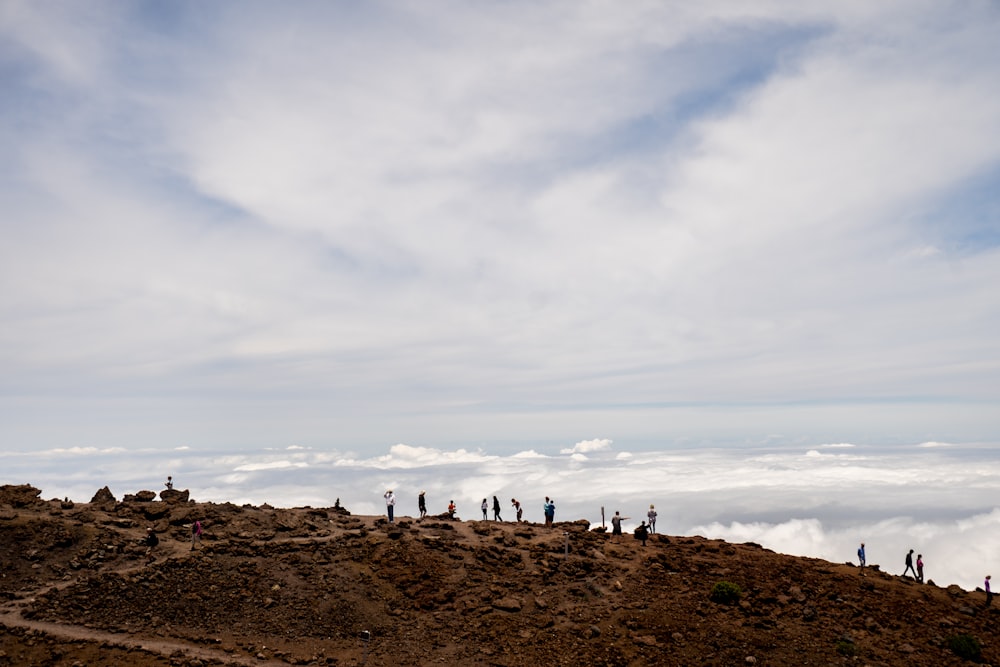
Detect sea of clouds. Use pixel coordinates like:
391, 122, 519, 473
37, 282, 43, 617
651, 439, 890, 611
4, 438, 998, 592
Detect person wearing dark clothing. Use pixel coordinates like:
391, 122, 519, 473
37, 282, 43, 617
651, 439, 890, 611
492, 496, 502, 521
916, 554, 924, 583
611, 511, 623, 536
904, 549, 917, 579
418, 491, 427, 520
635, 521, 648, 547
144, 528, 159, 564
448, 500, 456, 518
987, 575, 993, 607
858, 542, 866, 575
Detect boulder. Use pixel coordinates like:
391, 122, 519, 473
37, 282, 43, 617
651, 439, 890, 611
0, 484, 43, 508
90, 486, 117, 505
160, 488, 190, 504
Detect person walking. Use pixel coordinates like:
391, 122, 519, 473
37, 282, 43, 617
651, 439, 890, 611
647, 504, 657, 534
635, 521, 648, 547
481, 498, 488, 520
511, 498, 522, 522
418, 491, 427, 520
191, 520, 203, 550
383, 489, 396, 523
916, 554, 924, 583
903, 549, 917, 579
144, 527, 159, 564
857, 542, 866, 576
986, 575, 993, 607
492, 496, 502, 521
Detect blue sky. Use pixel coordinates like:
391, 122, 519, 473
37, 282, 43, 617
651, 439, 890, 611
2, 1, 999, 455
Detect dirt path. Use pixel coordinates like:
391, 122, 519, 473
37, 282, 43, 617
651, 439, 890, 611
0, 609, 291, 666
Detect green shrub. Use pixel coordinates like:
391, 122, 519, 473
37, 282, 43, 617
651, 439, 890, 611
947, 634, 982, 662
709, 581, 742, 604
835, 640, 858, 656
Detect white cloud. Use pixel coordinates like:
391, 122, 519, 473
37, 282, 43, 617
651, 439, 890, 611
561, 438, 613, 455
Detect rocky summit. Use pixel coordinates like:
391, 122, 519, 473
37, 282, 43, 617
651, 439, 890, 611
1, 484, 997, 666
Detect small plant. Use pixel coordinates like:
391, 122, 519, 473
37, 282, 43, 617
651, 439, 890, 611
709, 581, 742, 604
835, 640, 858, 656
947, 634, 982, 662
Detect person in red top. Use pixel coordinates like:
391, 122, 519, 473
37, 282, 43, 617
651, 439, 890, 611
191, 520, 203, 550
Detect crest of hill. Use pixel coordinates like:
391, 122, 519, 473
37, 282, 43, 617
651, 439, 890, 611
0, 484, 997, 666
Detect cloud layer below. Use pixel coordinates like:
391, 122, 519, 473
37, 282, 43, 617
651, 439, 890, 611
5, 438, 997, 591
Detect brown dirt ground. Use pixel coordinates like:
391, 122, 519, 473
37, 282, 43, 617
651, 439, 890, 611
1, 484, 998, 666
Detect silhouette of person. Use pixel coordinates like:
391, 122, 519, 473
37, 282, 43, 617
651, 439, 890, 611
986, 575, 993, 607
916, 554, 924, 583
903, 549, 917, 579
164, 476, 173, 490
492, 495, 502, 521
635, 521, 648, 547
647, 504, 657, 533
418, 491, 427, 519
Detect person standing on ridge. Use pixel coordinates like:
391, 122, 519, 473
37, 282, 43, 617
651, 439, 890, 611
857, 542, 866, 575
492, 495, 502, 521
543, 497, 555, 527
165, 476, 173, 490
383, 489, 396, 523
986, 575, 992, 607
481, 498, 488, 520
448, 499, 456, 519
511, 498, 522, 522
611, 511, 624, 537
916, 554, 924, 583
904, 549, 917, 579
635, 520, 648, 547
418, 491, 427, 520
647, 504, 658, 533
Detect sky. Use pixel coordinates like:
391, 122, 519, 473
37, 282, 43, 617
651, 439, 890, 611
1, 2, 999, 589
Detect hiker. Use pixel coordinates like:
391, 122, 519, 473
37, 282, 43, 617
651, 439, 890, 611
916, 554, 924, 583
143, 527, 159, 563
191, 520, 203, 550
448, 499, 456, 519
492, 496, 502, 521
647, 504, 657, 533
611, 511, 623, 537
511, 498, 522, 522
418, 491, 427, 519
383, 489, 396, 523
164, 476, 173, 490
543, 497, 555, 527
986, 575, 993, 607
635, 521, 648, 547
481, 498, 488, 520
903, 549, 917, 579
857, 542, 866, 575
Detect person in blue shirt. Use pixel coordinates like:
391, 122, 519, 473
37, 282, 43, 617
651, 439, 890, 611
857, 542, 866, 576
